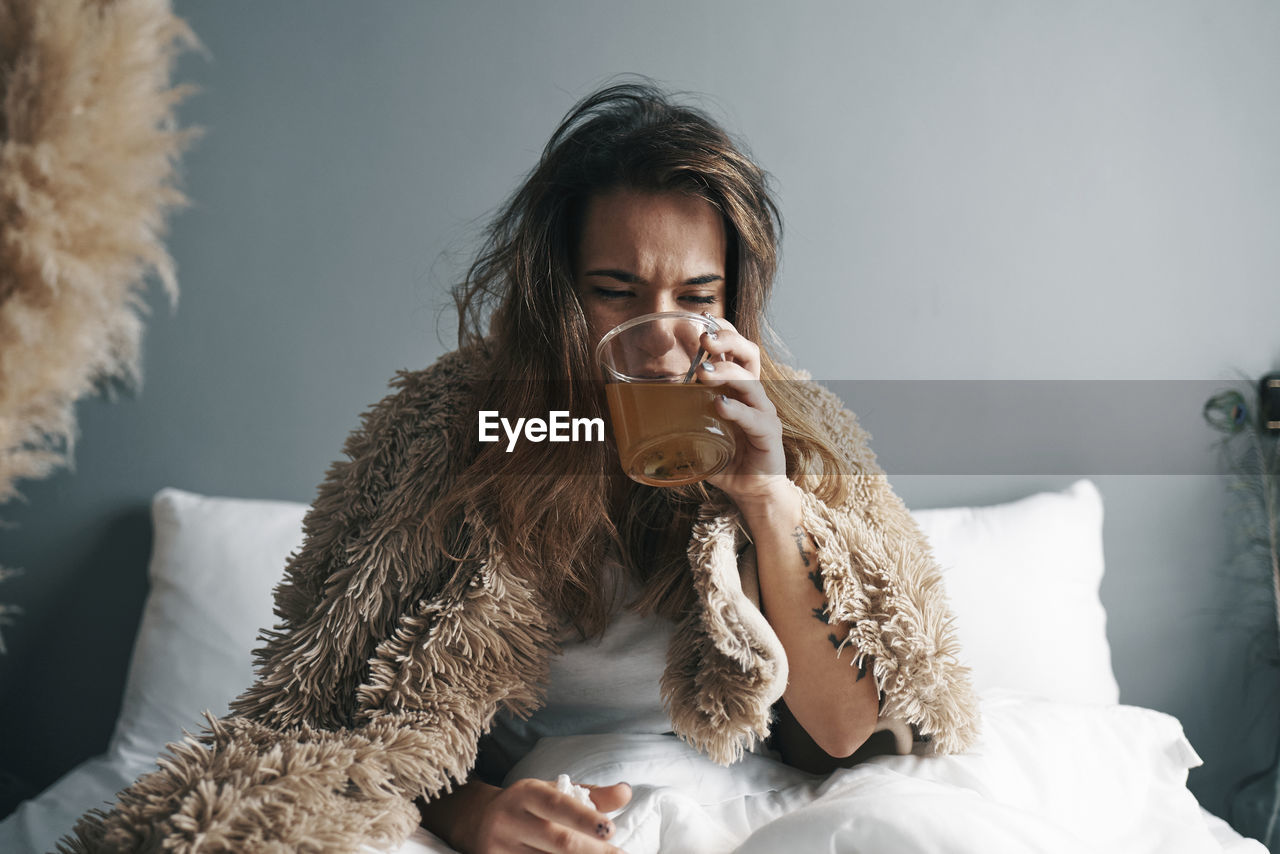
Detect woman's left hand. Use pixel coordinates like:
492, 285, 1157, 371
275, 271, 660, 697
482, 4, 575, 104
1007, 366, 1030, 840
694, 316, 789, 508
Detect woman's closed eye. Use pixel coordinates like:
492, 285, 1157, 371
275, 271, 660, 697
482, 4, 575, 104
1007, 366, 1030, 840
592, 286, 717, 305
593, 286, 633, 300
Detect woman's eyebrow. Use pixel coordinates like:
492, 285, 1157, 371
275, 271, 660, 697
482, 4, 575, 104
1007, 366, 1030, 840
584, 269, 724, 286
584, 268, 643, 284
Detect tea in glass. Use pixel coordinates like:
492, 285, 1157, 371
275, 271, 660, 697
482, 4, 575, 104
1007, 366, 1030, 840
595, 311, 735, 487
604, 382, 733, 486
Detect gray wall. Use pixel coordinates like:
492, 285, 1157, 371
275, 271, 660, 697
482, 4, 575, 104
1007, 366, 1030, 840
3, 0, 1279, 826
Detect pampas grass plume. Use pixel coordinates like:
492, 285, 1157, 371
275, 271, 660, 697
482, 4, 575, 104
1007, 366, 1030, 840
0, 0, 203, 505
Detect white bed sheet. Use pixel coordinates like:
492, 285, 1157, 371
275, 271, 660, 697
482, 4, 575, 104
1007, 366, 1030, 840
4, 693, 1266, 853
381, 691, 1266, 854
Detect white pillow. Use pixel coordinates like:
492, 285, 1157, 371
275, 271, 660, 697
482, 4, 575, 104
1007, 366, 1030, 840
107, 488, 306, 770
108, 479, 1116, 771
0, 480, 1128, 854
908, 479, 1119, 705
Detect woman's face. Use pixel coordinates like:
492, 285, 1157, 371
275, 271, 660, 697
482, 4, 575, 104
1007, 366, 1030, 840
574, 188, 728, 352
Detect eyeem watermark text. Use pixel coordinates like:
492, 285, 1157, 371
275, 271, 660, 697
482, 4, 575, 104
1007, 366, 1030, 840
478, 410, 605, 452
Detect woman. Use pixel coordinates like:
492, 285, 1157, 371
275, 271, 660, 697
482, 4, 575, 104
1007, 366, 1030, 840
66, 82, 977, 854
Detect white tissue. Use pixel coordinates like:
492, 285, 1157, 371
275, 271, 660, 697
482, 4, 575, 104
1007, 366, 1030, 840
555, 773, 594, 807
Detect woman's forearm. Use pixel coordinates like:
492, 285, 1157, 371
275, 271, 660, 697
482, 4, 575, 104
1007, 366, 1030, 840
733, 480, 881, 758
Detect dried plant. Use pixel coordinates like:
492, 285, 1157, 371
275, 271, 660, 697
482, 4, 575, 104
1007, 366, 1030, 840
0, 0, 201, 649
0, 0, 201, 502
1204, 373, 1280, 847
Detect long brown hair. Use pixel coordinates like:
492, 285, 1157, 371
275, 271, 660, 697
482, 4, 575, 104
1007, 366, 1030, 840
429, 81, 853, 638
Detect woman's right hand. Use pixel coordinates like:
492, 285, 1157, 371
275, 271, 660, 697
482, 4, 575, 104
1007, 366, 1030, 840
457, 777, 632, 853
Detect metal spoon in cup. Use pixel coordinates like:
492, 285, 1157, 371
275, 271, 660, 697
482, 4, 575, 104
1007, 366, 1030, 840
682, 312, 719, 383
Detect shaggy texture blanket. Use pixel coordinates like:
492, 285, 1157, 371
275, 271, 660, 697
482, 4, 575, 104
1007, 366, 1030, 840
63, 348, 979, 852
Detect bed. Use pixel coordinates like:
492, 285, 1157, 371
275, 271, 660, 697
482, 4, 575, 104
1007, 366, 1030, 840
0, 480, 1266, 853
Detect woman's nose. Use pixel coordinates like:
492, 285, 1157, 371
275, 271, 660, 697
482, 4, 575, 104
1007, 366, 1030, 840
634, 317, 679, 360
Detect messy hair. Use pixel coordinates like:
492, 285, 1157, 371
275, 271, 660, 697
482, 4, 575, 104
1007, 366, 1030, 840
430, 80, 853, 638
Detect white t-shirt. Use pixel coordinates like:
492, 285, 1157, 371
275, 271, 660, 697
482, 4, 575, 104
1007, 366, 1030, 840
474, 553, 678, 784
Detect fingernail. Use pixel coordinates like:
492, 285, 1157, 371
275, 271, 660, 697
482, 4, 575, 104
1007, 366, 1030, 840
700, 361, 715, 372
708, 329, 719, 341
718, 394, 729, 403
596, 820, 612, 838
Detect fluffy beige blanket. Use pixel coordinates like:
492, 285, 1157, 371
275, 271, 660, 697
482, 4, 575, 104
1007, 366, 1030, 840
62, 349, 979, 852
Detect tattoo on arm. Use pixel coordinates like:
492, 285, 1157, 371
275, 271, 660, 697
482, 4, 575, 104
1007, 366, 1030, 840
827, 631, 873, 683
811, 606, 829, 624
792, 526, 812, 567
806, 570, 823, 592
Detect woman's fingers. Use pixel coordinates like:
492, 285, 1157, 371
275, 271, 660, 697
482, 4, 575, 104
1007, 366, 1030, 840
699, 315, 760, 378
516, 778, 624, 851
585, 782, 632, 813
697, 360, 783, 456
472, 777, 627, 853
694, 354, 786, 481
515, 816, 623, 854
696, 360, 774, 413
716, 393, 784, 457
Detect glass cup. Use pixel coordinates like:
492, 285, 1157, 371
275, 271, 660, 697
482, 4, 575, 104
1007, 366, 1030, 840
595, 311, 736, 487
